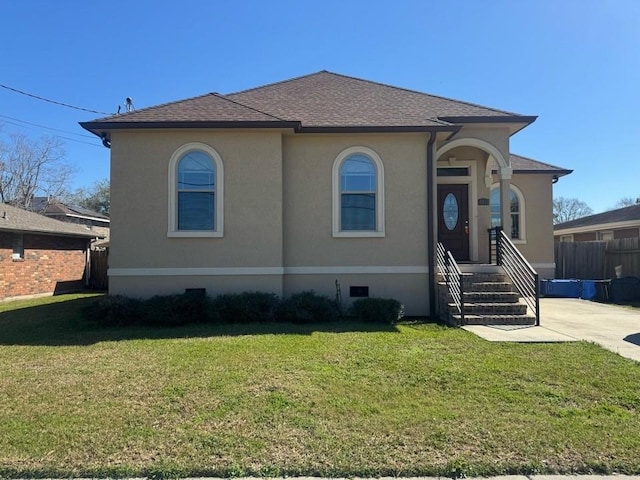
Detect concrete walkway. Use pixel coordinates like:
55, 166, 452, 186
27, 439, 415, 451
463, 298, 640, 362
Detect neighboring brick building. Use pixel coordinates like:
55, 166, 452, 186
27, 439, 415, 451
0, 203, 101, 301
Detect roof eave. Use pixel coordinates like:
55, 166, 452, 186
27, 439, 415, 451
554, 219, 640, 235
297, 125, 461, 134
439, 115, 538, 135
494, 168, 573, 176
79, 120, 302, 138
0, 226, 102, 239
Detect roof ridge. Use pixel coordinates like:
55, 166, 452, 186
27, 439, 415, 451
318, 70, 525, 118
226, 70, 329, 96
213, 92, 290, 122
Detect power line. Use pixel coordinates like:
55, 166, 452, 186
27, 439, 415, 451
0, 83, 111, 115
0, 119, 103, 148
0, 113, 96, 139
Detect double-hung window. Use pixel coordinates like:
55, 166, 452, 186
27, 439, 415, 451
340, 155, 376, 231
332, 147, 385, 237
168, 143, 224, 237
178, 151, 216, 230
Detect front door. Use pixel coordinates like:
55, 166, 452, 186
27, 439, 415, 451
438, 184, 470, 261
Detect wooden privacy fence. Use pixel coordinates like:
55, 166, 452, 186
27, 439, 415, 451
604, 238, 640, 279
555, 238, 640, 279
90, 248, 109, 290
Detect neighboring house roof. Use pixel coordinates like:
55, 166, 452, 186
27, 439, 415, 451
504, 154, 572, 176
0, 203, 102, 238
30, 197, 110, 223
554, 203, 640, 233
81, 70, 536, 136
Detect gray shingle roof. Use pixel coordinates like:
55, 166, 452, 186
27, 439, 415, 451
0, 203, 102, 238
554, 203, 640, 230
81, 71, 535, 133
30, 197, 110, 221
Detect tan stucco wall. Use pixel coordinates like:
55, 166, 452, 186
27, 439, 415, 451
109, 130, 283, 270
508, 173, 556, 278
283, 273, 428, 316
111, 275, 283, 298
282, 133, 430, 267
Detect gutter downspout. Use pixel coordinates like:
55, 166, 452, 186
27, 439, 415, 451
427, 132, 437, 319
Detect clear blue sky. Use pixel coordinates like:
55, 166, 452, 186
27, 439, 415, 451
1, 0, 638, 213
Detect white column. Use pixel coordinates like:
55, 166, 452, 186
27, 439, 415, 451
499, 166, 512, 238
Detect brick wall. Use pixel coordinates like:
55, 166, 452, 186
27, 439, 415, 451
0, 232, 88, 300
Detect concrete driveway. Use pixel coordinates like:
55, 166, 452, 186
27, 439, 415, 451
463, 298, 640, 362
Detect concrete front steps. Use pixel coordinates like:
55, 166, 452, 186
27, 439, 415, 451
438, 265, 536, 327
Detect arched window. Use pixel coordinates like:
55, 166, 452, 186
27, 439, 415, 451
332, 147, 385, 237
168, 143, 224, 237
490, 184, 525, 241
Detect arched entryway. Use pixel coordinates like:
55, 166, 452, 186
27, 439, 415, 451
435, 138, 512, 262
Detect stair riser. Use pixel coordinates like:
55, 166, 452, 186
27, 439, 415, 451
437, 269, 537, 326
455, 316, 536, 326
463, 293, 520, 303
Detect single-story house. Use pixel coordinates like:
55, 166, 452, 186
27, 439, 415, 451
80, 71, 570, 317
555, 203, 640, 242
0, 203, 101, 301
29, 196, 110, 246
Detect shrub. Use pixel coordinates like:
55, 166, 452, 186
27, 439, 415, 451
82, 295, 143, 327
212, 291, 280, 323
277, 290, 338, 323
349, 297, 404, 324
141, 291, 210, 326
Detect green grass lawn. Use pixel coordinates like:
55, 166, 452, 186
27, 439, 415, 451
1, 293, 639, 478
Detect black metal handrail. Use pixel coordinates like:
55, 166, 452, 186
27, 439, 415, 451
436, 242, 464, 323
489, 227, 540, 325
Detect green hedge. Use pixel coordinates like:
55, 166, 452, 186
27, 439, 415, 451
83, 291, 402, 327
277, 290, 338, 323
349, 297, 404, 324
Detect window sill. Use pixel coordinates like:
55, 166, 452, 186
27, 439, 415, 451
332, 231, 385, 238
168, 231, 223, 238
512, 239, 526, 245
12, 258, 25, 262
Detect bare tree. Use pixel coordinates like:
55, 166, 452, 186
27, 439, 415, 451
66, 178, 110, 216
553, 197, 593, 224
612, 196, 640, 209
0, 132, 74, 208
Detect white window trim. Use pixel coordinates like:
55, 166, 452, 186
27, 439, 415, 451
598, 230, 614, 241
168, 142, 224, 238
490, 183, 526, 244
332, 146, 385, 238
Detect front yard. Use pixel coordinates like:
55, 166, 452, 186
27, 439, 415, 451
1, 293, 639, 478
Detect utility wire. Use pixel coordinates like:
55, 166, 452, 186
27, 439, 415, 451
0, 113, 96, 139
0, 83, 110, 115
0, 119, 103, 148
